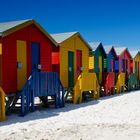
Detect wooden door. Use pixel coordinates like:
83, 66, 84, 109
31, 42, 40, 72
76, 50, 82, 77
17, 40, 27, 90
68, 51, 74, 87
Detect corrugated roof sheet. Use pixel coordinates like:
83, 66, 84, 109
130, 50, 139, 58
0, 19, 57, 45
0, 19, 31, 34
114, 47, 126, 56
104, 45, 113, 54
51, 31, 77, 43
88, 42, 101, 51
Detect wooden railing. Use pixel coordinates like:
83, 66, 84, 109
19, 72, 65, 116
73, 72, 100, 104
116, 73, 126, 93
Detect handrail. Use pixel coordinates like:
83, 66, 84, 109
19, 73, 34, 116
19, 71, 65, 115
0, 87, 6, 121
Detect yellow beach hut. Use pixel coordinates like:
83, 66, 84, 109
51, 31, 91, 88
131, 50, 140, 82
51, 32, 100, 103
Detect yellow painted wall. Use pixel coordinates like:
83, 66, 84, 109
17, 40, 27, 90
133, 54, 140, 80
60, 35, 89, 88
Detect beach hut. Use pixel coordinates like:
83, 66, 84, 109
104, 46, 118, 72
51, 32, 100, 103
0, 19, 57, 93
115, 47, 132, 75
131, 51, 140, 81
114, 47, 133, 92
102, 46, 118, 96
88, 42, 107, 85
127, 50, 140, 89
51, 32, 91, 88
0, 19, 65, 118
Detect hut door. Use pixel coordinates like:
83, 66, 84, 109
68, 51, 74, 87
122, 59, 125, 72
111, 58, 114, 72
99, 56, 102, 84
76, 50, 82, 77
31, 42, 40, 72
99, 56, 102, 72
17, 40, 27, 90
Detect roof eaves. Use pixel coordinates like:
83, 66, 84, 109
60, 32, 78, 44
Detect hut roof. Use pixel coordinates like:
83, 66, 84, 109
115, 47, 127, 56
88, 42, 101, 51
51, 31, 92, 50
104, 45, 113, 54
130, 50, 139, 58
0, 19, 57, 45
51, 31, 77, 43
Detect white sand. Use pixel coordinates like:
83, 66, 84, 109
0, 91, 140, 140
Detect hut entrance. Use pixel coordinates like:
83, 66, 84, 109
68, 51, 74, 87
111, 58, 114, 72
31, 42, 40, 72
17, 40, 27, 91
76, 50, 82, 77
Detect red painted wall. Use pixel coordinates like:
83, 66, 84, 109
119, 50, 132, 75
2, 24, 54, 93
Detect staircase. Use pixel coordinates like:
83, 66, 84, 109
6, 72, 65, 116
73, 72, 100, 104
104, 72, 115, 96
127, 73, 139, 91
116, 73, 126, 93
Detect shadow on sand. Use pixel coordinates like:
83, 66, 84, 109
0, 98, 99, 126
0, 89, 139, 126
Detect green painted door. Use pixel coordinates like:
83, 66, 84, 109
68, 51, 74, 87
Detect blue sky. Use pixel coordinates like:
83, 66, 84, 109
0, 0, 140, 49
